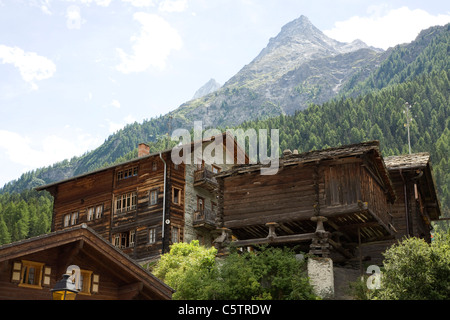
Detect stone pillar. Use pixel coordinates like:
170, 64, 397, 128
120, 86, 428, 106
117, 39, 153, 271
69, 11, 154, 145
307, 257, 334, 299
309, 216, 330, 257
213, 227, 232, 255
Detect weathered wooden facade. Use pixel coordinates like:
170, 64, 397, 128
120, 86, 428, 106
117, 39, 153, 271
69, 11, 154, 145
357, 152, 442, 263
214, 141, 441, 264
0, 224, 173, 300
36, 133, 243, 262
37, 148, 181, 261
384, 152, 441, 239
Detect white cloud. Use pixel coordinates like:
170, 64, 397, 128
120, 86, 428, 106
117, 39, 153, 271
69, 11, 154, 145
324, 6, 450, 49
67, 0, 112, 6
111, 99, 121, 108
121, 0, 155, 7
0, 45, 56, 90
0, 129, 101, 170
66, 5, 83, 30
159, 0, 188, 13
116, 12, 182, 73
41, 4, 52, 15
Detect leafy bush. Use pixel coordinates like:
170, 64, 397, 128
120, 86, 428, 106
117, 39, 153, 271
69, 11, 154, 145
152, 240, 218, 300
152, 242, 318, 300
371, 232, 450, 300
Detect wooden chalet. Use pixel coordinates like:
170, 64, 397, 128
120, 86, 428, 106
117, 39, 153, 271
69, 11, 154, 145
214, 141, 397, 261
214, 141, 442, 264
359, 152, 442, 263
384, 152, 441, 238
0, 224, 173, 300
36, 133, 244, 263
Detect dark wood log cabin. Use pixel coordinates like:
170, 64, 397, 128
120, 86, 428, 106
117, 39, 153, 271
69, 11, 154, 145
214, 141, 441, 264
37, 147, 182, 262
214, 141, 398, 261
359, 152, 442, 263
0, 224, 173, 300
384, 152, 441, 239
36, 133, 245, 263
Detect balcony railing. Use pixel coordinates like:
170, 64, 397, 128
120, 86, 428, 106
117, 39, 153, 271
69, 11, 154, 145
193, 168, 218, 192
193, 208, 217, 230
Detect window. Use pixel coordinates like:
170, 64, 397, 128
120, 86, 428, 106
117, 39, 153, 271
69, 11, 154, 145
149, 227, 157, 244
196, 158, 205, 170
172, 187, 181, 205
63, 214, 70, 227
78, 270, 93, 295
171, 226, 180, 243
69, 268, 98, 295
63, 212, 79, 227
87, 205, 103, 221
71, 211, 79, 225
112, 230, 135, 249
95, 205, 103, 219
149, 190, 158, 205
117, 166, 138, 181
87, 207, 94, 221
212, 165, 221, 173
19, 260, 44, 289
197, 196, 204, 213
115, 192, 137, 215
129, 230, 136, 247
92, 274, 100, 294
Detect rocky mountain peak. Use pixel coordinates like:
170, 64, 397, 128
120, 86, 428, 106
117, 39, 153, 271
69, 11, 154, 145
192, 78, 221, 100
225, 15, 371, 88
278, 15, 316, 37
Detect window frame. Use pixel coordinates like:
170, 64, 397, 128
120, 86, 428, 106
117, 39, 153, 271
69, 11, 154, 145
148, 227, 157, 244
112, 230, 136, 249
117, 166, 138, 181
149, 189, 158, 206
63, 211, 79, 228
212, 165, 221, 173
18, 260, 44, 289
95, 204, 103, 219
87, 207, 95, 221
114, 192, 137, 215
197, 196, 205, 212
171, 226, 180, 244
172, 187, 181, 205
77, 269, 93, 296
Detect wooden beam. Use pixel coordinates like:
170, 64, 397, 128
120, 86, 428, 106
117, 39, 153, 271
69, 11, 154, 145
320, 202, 368, 217
231, 232, 316, 247
366, 208, 394, 236
224, 203, 368, 229
328, 238, 353, 259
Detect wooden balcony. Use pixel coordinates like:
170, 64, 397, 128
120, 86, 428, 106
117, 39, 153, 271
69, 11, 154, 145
193, 168, 218, 192
193, 208, 217, 230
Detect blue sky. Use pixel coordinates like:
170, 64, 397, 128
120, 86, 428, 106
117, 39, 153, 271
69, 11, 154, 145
0, 0, 449, 187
